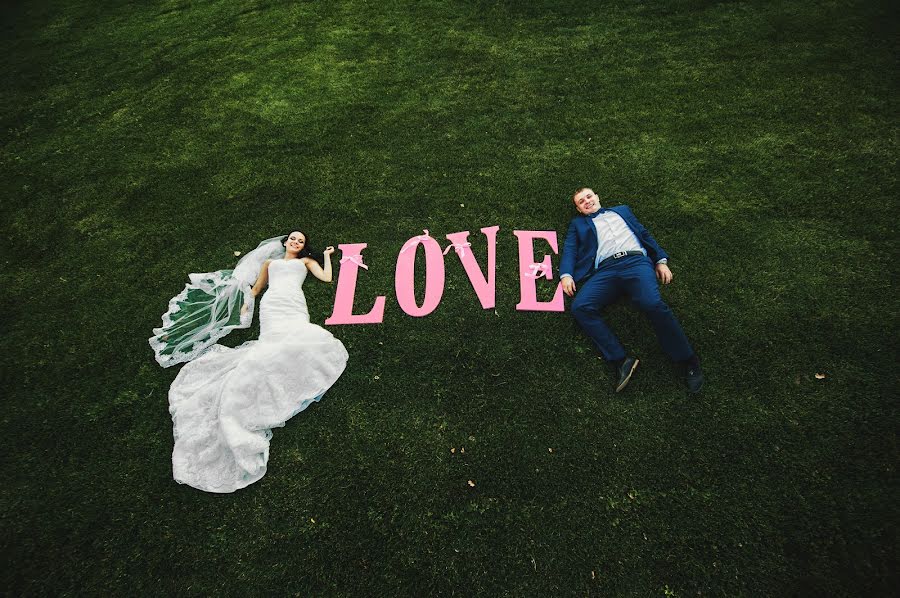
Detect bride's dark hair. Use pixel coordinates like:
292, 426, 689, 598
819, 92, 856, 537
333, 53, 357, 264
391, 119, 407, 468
282, 229, 324, 266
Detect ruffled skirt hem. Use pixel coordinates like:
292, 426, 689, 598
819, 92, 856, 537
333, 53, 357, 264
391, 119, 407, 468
168, 331, 348, 493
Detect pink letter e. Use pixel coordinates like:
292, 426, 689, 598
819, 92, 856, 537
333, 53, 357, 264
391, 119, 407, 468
512, 230, 564, 312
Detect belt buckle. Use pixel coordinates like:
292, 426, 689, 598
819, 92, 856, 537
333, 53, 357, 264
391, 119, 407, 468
613, 251, 627, 259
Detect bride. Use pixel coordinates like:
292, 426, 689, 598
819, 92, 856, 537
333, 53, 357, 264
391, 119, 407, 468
149, 231, 348, 493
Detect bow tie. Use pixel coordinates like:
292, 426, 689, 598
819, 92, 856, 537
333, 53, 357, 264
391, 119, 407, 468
588, 208, 606, 218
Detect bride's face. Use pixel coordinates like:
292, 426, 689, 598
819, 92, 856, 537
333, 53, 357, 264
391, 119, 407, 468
285, 232, 306, 252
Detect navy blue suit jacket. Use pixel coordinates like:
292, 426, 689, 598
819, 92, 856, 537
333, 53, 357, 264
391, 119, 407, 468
559, 205, 669, 283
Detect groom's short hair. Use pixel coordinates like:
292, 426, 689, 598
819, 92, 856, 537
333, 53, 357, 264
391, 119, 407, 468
572, 187, 589, 201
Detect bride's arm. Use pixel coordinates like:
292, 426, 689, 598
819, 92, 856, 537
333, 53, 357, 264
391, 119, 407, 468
250, 260, 272, 296
242, 260, 271, 315
304, 246, 335, 283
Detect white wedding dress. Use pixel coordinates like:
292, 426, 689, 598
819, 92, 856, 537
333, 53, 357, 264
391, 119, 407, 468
167, 258, 348, 493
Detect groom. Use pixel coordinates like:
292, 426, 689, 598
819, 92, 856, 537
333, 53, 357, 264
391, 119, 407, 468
560, 187, 703, 393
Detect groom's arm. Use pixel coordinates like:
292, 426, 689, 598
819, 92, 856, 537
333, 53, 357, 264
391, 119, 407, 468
560, 219, 578, 297
559, 218, 578, 280
622, 206, 669, 264
621, 206, 674, 284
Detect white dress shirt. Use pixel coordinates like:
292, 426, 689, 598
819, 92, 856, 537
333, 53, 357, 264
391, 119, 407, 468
560, 210, 668, 280
591, 210, 646, 267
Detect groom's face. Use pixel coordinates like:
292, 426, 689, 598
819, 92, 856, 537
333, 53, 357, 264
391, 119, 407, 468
574, 188, 600, 215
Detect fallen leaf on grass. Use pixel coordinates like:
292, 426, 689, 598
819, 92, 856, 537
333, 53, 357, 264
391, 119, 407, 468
233, 251, 241, 256
815, 373, 826, 380
467, 480, 475, 487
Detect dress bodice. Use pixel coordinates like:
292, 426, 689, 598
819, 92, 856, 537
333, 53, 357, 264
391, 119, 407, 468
260, 258, 311, 339
267, 258, 307, 292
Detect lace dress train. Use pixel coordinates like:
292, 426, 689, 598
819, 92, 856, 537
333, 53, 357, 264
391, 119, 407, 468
167, 258, 348, 493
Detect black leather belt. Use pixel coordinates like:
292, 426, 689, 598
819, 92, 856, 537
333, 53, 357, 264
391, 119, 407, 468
596, 250, 645, 269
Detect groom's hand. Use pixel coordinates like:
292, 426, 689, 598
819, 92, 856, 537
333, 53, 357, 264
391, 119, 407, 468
562, 277, 576, 297
655, 263, 673, 284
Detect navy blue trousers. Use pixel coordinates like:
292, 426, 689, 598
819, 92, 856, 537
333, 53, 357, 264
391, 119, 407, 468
570, 255, 694, 363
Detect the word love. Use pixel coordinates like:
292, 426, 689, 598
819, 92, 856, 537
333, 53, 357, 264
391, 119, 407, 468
325, 226, 564, 324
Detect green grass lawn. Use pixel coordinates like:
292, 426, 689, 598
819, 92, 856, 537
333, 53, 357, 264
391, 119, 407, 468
2, 0, 897, 595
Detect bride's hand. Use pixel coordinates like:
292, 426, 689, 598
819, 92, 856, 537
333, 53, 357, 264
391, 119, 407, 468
323, 246, 335, 256
241, 303, 249, 316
